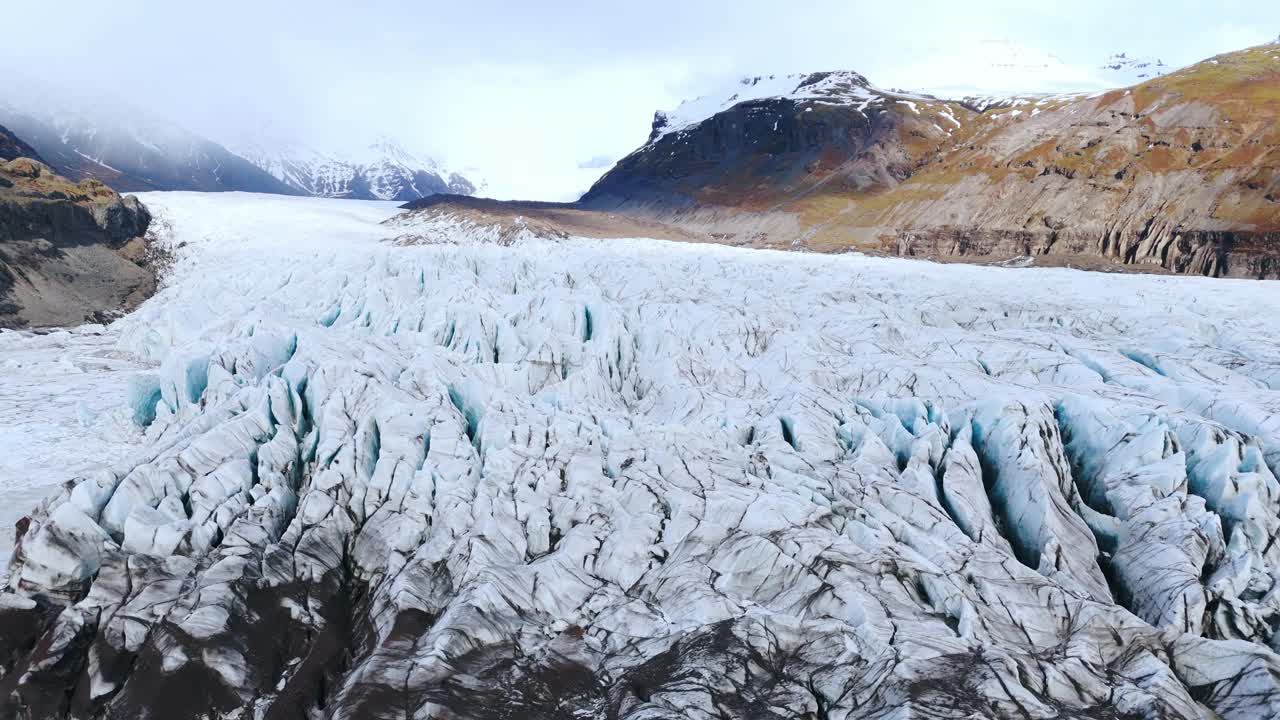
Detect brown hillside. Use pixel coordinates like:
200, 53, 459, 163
584, 44, 1280, 278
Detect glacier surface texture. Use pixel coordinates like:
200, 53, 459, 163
3, 192, 1280, 719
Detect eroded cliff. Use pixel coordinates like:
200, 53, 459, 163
0, 158, 154, 328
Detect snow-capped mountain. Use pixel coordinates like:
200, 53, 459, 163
643, 42, 1172, 148
231, 137, 478, 201
0, 99, 297, 195
649, 71, 888, 142
0, 77, 474, 201
586, 42, 1280, 280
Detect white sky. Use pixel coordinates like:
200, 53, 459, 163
2, 1, 1276, 200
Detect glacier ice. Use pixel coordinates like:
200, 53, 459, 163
2, 192, 1280, 718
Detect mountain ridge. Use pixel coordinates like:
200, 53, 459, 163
580, 40, 1280, 278
229, 136, 478, 201
0, 97, 477, 202
0, 101, 300, 195
0, 123, 42, 164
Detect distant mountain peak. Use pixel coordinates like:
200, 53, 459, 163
228, 136, 476, 202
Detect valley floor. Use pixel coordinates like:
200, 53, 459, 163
3, 191, 1280, 718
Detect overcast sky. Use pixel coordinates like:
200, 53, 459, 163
2, 1, 1277, 200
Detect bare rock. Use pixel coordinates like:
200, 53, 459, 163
0, 158, 155, 328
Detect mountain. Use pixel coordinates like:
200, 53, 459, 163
580, 70, 982, 216
582, 41, 1280, 278
0, 97, 473, 202
0, 101, 300, 195
231, 138, 478, 201
0, 157, 155, 327
0, 123, 42, 164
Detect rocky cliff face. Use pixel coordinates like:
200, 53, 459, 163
0, 158, 155, 327
583, 43, 1280, 278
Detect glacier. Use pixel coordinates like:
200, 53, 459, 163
0, 328, 145, 573
3, 191, 1280, 718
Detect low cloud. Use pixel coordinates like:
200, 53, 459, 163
577, 155, 616, 170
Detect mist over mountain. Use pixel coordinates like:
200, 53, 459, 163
0, 99, 298, 195
0, 123, 41, 164
0, 85, 477, 201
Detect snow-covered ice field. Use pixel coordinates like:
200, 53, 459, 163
0, 194, 403, 573
4, 191, 1280, 718
0, 329, 143, 570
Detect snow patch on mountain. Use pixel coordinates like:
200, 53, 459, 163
1100, 52, 1169, 85
650, 71, 929, 142
230, 136, 479, 201
659, 42, 1177, 140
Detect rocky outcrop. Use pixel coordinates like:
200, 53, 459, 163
894, 226, 1280, 278
0, 158, 155, 327
583, 43, 1280, 278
